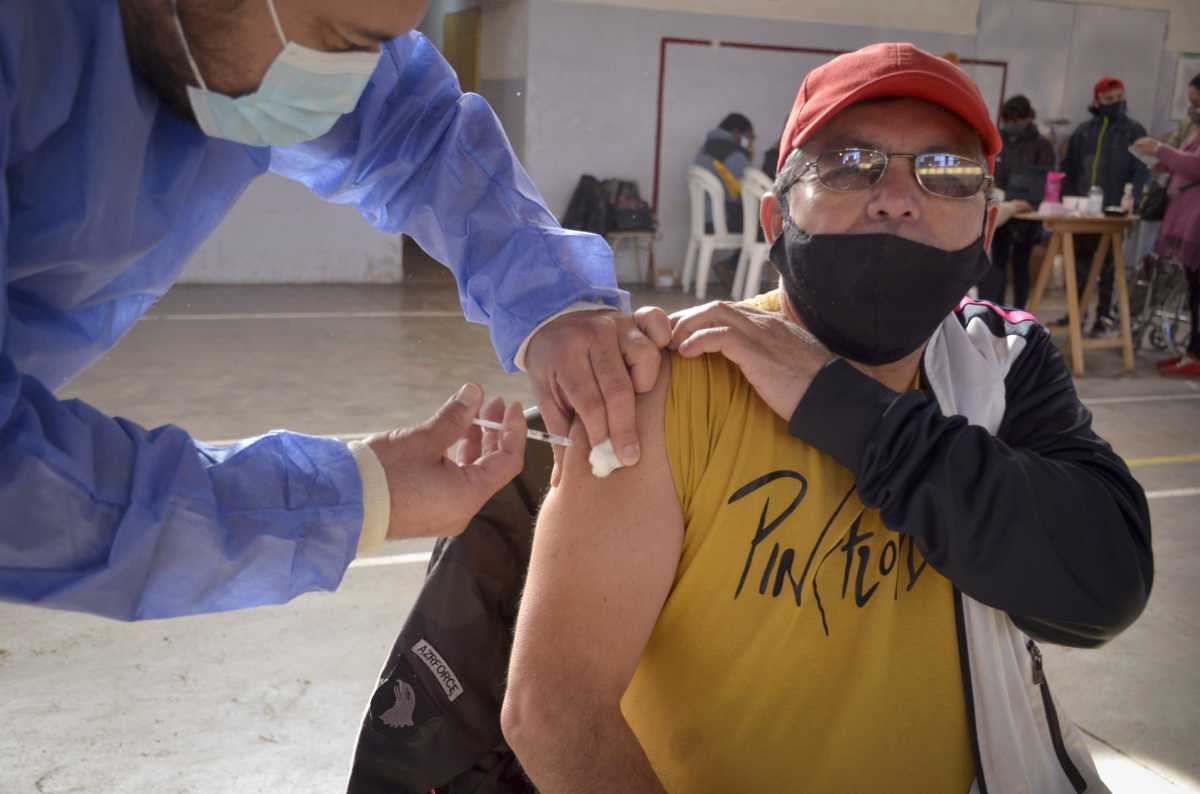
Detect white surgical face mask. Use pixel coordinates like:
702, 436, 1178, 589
173, 0, 381, 147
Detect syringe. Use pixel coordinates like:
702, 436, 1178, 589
472, 418, 571, 447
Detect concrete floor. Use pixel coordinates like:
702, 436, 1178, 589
1, 259, 1197, 793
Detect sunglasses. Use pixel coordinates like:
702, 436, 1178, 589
793, 147, 993, 200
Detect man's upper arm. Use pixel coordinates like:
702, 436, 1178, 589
509, 353, 683, 703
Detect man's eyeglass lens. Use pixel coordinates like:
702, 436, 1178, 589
814, 149, 988, 199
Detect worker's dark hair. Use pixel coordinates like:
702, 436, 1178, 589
1190, 72, 1200, 91
1000, 95, 1035, 122
719, 113, 754, 136
120, 0, 251, 123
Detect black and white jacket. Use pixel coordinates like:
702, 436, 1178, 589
790, 300, 1154, 793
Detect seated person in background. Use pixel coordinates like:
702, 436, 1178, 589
979, 94, 1055, 309
503, 44, 1150, 794
694, 112, 756, 235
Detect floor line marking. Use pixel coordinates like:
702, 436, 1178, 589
1145, 487, 1200, 500
201, 432, 372, 447
1076, 726, 1184, 788
1127, 453, 1200, 468
349, 551, 433, 569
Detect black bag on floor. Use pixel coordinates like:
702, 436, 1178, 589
561, 175, 609, 236
602, 178, 657, 232
1138, 181, 1170, 221
345, 412, 551, 794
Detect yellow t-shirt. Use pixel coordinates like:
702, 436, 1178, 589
619, 293, 974, 793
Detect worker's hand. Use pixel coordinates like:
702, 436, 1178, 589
1012, 199, 1035, 214
669, 301, 834, 422
1131, 137, 1162, 158
526, 307, 671, 485
365, 384, 527, 539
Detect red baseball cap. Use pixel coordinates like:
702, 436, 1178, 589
1093, 76, 1125, 100
777, 43, 1002, 174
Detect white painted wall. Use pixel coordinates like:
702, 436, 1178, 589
558, 0, 982, 35
481, 0, 530, 158
179, 173, 403, 284
1069, 0, 1199, 52
522, 0, 1181, 281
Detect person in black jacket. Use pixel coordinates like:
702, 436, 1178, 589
1060, 76, 1150, 335
503, 45, 1149, 793
979, 95, 1056, 308
346, 49, 1151, 793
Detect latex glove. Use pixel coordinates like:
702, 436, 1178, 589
365, 384, 527, 539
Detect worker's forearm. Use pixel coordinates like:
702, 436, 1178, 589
0, 366, 365, 620
510, 710, 665, 794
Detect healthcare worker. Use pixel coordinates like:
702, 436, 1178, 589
0, 0, 666, 620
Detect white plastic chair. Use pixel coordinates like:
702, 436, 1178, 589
733, 167, 775, 300
682, 166, 743, 300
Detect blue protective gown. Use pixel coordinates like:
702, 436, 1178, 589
0, 2, 627, 619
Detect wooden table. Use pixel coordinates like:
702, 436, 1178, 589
1018, 213, 1138, 377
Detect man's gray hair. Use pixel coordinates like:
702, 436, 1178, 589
772, 148, 808, 206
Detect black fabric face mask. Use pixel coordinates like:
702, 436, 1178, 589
770, 220, 991, 366
1090, 101, 1126, 119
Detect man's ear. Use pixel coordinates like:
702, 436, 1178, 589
983, 201, 1000, 254
760, 192, 784, 246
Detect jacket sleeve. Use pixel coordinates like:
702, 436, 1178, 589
788, 332, 1152, 648
0, 343, 366, 622
1037, 137, 1057, 170
1061, 127, 1082, 189
268, 32, 628, 372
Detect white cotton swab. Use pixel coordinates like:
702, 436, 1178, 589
587, 439, 624, 478
472, 418, 572, 447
